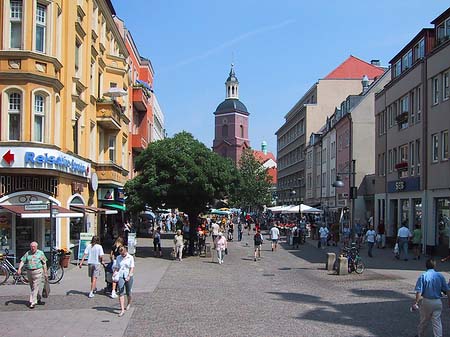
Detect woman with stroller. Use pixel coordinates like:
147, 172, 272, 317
109, 236, 124, 299
114, 246, 135, 317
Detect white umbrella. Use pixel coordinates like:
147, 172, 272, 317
281, 204, 323, 214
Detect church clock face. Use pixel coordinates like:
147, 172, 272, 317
222, 118, 227, 124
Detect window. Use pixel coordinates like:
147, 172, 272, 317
399, 144, 408, 163
393, 148, 397, 166
410, 141, 415, 176
402, 50, 412, 71
388, 149, 393, 173
108, 136, 116, 162
413, 39, 425, 61
75, 40, 81, 76
10, 0, 23, 49
443, 71, 449, 100
442, 130, 449, 160
433, 77, 439, 105
72, 116, 79, 154
222, 124, 228, 138
417, 87, 421, 122
432, 134, 439, 162
410, 91, 415, 124
90, 59, 96, 96
393, 61, 401, 78
8, 92, 21, 140
35, 3, 47, 53
416, 139, 421, 175
240, 125, 244, 138
34, 94, 45, 142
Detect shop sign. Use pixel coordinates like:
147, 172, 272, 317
395, 180, 405, 191
98, 188, 114, 201
24, 204, 49, 211
0, 146, 90, 178
0, 175, 58, 196
388, 177, 420, 193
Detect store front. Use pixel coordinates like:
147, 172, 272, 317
436, 197, 450, 257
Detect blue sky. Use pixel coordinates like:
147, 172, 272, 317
112, 1, 447, 154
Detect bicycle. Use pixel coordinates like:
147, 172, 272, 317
0, 249, 29, 285
47, 248, 64, 284
343, 244, 365, 274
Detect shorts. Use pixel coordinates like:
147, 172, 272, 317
154, 241, 161, 251
88, 264, 101, 278
117, 275, 134, 296
272, 239, 278, 244
254, 244, 261, 251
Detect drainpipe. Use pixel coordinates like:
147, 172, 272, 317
422, 55, 429, 254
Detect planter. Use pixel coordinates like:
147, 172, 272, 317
395, 162, 408, 171
60, 254, 71, 268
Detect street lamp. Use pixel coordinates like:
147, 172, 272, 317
332, 159, 356, 240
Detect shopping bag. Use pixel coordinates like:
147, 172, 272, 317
42, 278, 50, 298
393, 243, 399, 255
225, 248, 228, 255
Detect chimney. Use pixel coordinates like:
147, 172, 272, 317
370, 59, 380, 66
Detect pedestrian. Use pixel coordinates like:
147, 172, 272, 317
78, 235, 104, 298
396, 221, 412, 261
292, 224, 300, 249
237, 222, 243, 242
173, 229, 184, 261
319, 224, 329, 249
123, 220, 133, 246
214, 232, 227, 264
211, 220, 220, 247
109, 236, 124, 299
365, 225, 376, 258
254, 229, 264, 261
270, 225, 280, 251
377, 219, 386, 248
342, 224, 351, 247
412, 224, 422, 260
17, 241, 48, 309
153, 226, 162, 257
414, 258, 450, 337
114, 246, 135, 317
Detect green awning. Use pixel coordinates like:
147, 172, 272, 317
103, 203, 126, 211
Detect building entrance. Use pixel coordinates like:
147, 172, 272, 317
15, 218, 42, 260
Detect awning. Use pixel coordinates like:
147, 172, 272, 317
0, 204, 84, 219
70, 205, 118, 215
103, 203, 126, 211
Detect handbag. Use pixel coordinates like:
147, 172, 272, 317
112, 271, 120, 283
393, 243, 399, 255
42, 277, 50, 298
225, 248, 228, 255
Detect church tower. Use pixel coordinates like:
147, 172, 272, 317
213, 64, 250, 165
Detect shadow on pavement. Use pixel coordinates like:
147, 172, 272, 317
66, 289, 89, 297
92, 306, 118, 314
4, 299, 29, 307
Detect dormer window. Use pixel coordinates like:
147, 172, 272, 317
393, 60, 401, 78
401, 50, 412, 72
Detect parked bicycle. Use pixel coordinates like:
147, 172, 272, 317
0, 249, 28, 285
337, 243, 365, 274
47, 248, 64, 284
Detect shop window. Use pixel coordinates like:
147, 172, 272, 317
0, 213, 12, 252
400, 199, 409, 224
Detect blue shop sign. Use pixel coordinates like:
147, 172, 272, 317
24, 151, 89, 176
388, 177, 420, 193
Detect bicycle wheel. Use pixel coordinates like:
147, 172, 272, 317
0, 265, 9, 285
19, 269, 29, 284
47, 264, 64, 284
354, 257, 365, 274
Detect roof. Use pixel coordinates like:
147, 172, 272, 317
253, 150, 276, 164
324, 55, 385, 80
215, 99, 248, 115
267, 167, 277, 185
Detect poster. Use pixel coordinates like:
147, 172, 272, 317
77, 232, 94, 260
127, 233, 136, 255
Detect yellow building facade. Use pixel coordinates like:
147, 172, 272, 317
0, 0, 131, 259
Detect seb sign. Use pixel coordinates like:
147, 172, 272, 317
0, 146, 90, 178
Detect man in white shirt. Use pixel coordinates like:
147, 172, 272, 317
79, 236, 104, 298
270, 225, 280, 251
397, 221, 412, 261
365, 225, 376, 258
211, 221, 220, 247
319, 224, 329, 249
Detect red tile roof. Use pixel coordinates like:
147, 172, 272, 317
324, 55, 385, 80
253, 150, 276, 164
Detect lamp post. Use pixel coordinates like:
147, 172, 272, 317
332, 159, 356, 241
298, 178, 304, 223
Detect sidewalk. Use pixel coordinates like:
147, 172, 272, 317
0, 238, 171, 337
292, 237, 450, 287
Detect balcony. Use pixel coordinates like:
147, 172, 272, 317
96, 100, 123, 130
94, 162, 129, 185
131, 134, 148, 152
132, 87, 150, 112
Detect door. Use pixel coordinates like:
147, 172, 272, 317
15, 218, 41, 261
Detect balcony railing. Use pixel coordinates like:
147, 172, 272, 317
96, 100, 123, 130
132, 87, 149, 112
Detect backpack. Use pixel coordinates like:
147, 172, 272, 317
254, 233, 263, 245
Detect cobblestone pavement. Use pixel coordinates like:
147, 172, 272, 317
1, 233, 450, 337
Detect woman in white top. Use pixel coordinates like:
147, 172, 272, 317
173, 230, 184, 261
113, 246, 135, 317
214, 232, 228, 264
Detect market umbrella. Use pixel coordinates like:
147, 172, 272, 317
103, 87, 128, 99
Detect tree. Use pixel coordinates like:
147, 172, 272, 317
124, 132, 238, 226
229, 149, 272, 212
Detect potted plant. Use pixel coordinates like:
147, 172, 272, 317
60, 248, 71, 268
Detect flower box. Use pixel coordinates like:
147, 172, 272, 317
395, 112, 408, 123
395, 162, 408, 170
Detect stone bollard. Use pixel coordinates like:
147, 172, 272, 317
326, 252, 336, 271
337, 256, 348, 275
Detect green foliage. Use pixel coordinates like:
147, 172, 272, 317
229, 149, 272, 210
124, 132, 238, 221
